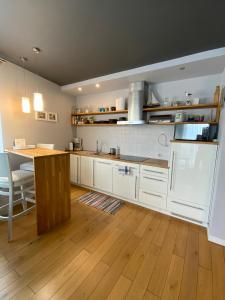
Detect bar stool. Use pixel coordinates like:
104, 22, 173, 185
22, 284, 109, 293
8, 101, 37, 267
20, 143, 55, 172
0, 153, 35, 241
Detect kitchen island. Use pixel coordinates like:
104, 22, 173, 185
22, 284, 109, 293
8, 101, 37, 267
7, 148, 71, 235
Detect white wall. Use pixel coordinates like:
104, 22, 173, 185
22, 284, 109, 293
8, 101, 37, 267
208, 68, 225, 245
0, 62, 76, 151
0, 113, 3, 152
74, 74, 220, 159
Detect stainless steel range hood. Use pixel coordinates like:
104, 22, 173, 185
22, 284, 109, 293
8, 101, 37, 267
117, 81, 145, 125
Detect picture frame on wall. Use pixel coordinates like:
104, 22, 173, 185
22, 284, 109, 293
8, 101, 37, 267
47, 112, 58, 122
35, 111, 47, 121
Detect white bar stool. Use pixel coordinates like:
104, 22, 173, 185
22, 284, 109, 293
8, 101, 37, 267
0, 153, 35, 241
20, 143, 55, 172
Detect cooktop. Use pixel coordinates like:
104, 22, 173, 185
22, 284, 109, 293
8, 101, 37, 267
118, 155, 148, 162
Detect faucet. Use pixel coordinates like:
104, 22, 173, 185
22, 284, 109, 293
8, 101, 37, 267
95, 140, 100, 154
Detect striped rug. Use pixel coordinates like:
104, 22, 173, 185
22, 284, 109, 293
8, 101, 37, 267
78, 191, 123, 214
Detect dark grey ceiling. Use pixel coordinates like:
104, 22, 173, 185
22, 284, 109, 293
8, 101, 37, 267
0, 0, 225, 85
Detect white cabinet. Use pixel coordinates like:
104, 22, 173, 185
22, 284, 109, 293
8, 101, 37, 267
80, 156, 94, 187
168, 142, 218, 224
70, 154, 80, 184
94, 159, 113, 193
139, 165, 168, 210
139, 190, 167, 209
113, 163, 139, 201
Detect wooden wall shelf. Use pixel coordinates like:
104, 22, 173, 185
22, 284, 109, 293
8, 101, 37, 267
72, 110, 128, 116
74, 121, 217, 127
72, 103, 217, 117
149, 121, 218, 126
143, 103, 217, 112
75, 123, 118, 126
72, 102, 220, 126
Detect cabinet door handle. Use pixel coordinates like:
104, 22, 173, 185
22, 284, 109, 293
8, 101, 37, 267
170, 151, 175, 191
171, 200, 204, 211
143, 191, 162, 198
135, 176, 137, 199
97, 161, 112, 165
115, 165, 137, 171
143, 176, 164, 182
143, 169, 164, 174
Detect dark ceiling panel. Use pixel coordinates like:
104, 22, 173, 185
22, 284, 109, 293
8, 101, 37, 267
0, 0, 225, 85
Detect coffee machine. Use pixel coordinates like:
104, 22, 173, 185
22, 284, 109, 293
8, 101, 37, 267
73, 138, 83, 151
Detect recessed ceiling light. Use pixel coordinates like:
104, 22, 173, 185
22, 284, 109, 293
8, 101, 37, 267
32, 47, 41, 54
78, 87, 82, 92
179, 66, 185, 71
20, 56, 28, 63
95, 83, 100, 88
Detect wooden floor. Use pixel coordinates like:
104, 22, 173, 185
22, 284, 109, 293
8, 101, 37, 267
0, 186, 224, 300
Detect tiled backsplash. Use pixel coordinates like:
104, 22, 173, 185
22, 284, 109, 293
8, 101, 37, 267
77, 125, 174, 159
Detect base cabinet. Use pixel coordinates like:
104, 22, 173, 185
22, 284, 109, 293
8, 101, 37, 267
70, 144, 217, 227
112, 163, 139, 201
139, 165, 168, 210
80, 156, 94, 187
70, 154, 80, 184
94, 159, 113, 193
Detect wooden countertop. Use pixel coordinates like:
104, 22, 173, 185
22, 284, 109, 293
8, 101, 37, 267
141, 158, 169, 169
7, 148, 68, 159
68, 150, 169, 169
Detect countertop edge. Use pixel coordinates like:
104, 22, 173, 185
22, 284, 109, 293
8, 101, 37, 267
67, 150, 169, 169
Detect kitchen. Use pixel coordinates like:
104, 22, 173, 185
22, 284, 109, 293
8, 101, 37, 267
0, 1, 225, 299
68, 70, 220, 227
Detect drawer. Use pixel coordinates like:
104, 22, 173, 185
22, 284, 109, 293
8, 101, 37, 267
139, 189, 166, 209
140, 175, 168, 194
141, 165, 168, 178
167, 197, 208, 224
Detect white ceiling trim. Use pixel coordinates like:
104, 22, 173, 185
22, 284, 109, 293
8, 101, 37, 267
61, 47, 225, 96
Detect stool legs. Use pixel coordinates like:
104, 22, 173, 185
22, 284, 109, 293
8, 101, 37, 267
20, 185, 27, 210
8, 189, 13, 241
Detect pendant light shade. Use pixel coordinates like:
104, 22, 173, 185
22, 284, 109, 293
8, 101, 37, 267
22, 97, 31, 113
33, 93, 44, 112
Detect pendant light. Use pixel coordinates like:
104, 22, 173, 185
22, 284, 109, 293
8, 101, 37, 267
22, 97, 31, 113
33, 92, 44, 111
32, 47, 44, 112
20, 57, 31, 113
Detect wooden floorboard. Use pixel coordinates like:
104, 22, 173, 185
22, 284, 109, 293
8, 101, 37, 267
0, 185, 224, 299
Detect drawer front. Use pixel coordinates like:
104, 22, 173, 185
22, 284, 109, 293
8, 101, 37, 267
139, 189, 166, 209
140, 175, 168, 194
167, 197, 208, 224
141, 165, 168, 178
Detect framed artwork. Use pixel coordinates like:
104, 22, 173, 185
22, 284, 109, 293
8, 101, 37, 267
47, 112, 58, 122
35, 111, 47, 121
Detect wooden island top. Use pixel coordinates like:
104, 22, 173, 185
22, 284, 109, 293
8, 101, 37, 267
7, 147, 67, 159
7, 147, 70, 235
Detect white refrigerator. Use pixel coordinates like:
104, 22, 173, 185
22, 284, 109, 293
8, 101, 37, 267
167, 141, 218, 225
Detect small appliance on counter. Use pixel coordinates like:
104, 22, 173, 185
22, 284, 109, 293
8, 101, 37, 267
109, 147, 116, 155
73, 138, 83, 151
174, 124, 218, 141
